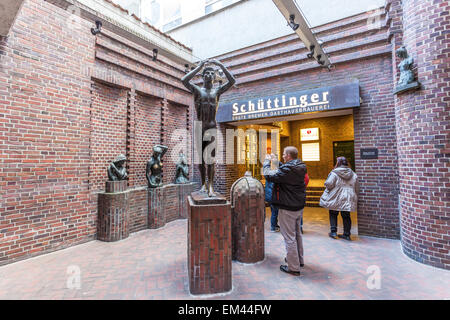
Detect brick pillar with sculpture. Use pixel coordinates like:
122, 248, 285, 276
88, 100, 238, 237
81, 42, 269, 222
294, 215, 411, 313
97, 155, 130, 242
393, 0, 450, 270
230, 172, 265, 263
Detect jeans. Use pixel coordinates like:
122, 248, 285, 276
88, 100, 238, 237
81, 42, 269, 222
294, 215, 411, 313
329, 210, 351, 236
270, 205, 279, 230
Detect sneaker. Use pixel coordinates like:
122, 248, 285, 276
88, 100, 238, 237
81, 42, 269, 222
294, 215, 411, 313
270, 226, 280, 232
280, 265, 300, 276
338, 234, 351, 241
329, 232, 338, 239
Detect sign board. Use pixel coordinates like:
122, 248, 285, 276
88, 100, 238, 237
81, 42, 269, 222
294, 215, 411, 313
216, 81, 360, 123
360, 148, 378, 159
302, 143, 320, 161
301, 128, 319, 141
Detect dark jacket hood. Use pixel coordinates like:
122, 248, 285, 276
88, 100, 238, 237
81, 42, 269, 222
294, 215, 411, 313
332, 166, 354, 180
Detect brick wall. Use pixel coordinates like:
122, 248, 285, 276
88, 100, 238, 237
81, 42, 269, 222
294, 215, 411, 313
132, 94, 163, 187
90, 81, 128, 191
161, 101, 189, 185
0, 0, 95, 264
393, 0, 450, 270
0, 0, 193, 265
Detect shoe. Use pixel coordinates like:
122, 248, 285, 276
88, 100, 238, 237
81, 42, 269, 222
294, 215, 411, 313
270, 226, 280, 232
280, 265, 300, 276
329, 232, 338, 239
338, 234, 351, 241
285, 257, 304, 267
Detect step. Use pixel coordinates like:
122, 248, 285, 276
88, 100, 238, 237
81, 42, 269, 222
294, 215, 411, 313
306, 186, 325, 191
305, 201, 321, 207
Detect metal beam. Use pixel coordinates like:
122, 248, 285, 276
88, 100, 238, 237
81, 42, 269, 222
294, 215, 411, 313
272, 0, 333, 69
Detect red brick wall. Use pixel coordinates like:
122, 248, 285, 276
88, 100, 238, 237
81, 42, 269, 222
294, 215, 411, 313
0, 0, 194, 265
90, 81, 128, 191
213, 9, 401, 239
132, 94, 163, 187
161, 101, 189, 184
0, 0, 95, 264
393, 0, 450, 270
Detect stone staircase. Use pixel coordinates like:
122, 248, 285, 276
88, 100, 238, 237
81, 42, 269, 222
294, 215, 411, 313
305, 185, 325, 207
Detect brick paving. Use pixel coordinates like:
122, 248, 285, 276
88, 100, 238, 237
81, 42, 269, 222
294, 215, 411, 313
0, 207, 448, 300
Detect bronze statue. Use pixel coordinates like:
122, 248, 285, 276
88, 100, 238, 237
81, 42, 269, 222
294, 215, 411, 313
146, 145, 168, 188
181, 59, 236, 197
107, 154, 128, 181
175, 152, 189, 184
394, 46, 420, 94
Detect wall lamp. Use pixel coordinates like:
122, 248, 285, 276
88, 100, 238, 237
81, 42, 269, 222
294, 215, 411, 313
91, 20, 102, 35
152, 48, 158, 61
288, 14, 299, 31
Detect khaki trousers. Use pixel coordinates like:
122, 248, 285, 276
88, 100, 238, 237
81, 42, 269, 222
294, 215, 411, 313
278, 208, 304, 272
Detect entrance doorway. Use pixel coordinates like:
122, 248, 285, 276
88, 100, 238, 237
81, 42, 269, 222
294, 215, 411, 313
333, 140, 355, 170
234, 111, 358, 236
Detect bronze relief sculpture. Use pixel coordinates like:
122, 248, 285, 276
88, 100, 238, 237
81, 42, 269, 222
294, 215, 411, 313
107, 154, 128, 181
394, 46, 420, 94
175, 152, 189, 184
181, 59, 236, 197
146, 145, 168, 188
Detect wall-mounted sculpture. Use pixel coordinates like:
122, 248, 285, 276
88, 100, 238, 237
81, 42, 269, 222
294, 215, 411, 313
146, 145, 168, 188
175, 152, 189, 184
107, 154, 128, 181
394, 46, 420, 94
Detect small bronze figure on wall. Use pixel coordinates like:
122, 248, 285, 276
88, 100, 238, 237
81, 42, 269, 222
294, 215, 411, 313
394, 46, 420, 94
175, 152, 189, 184
146, 145, 168, 188
107, 154, 128, 181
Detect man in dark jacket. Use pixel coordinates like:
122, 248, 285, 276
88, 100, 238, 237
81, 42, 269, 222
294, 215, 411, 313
263, 146, 307, 276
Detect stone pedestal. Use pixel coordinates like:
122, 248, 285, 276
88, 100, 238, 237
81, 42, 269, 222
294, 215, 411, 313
148, 183, 196, 229
98, 181, 129, 242
187, 193, 232, 295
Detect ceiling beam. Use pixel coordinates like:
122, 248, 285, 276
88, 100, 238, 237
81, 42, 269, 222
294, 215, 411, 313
272, 0, 333, 69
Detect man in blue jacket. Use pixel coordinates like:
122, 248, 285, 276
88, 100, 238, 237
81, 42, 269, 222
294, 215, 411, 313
263, 146, 307, 276
265, 172, 280, 232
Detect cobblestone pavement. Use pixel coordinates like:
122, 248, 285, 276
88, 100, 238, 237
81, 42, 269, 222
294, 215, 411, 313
0, 208, 449, 300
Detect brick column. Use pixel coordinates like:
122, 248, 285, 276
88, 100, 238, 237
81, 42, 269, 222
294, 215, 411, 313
394, 0, 450, 269
148, 187, 165, 229
187, 196, 232, 295
98, 181, 129, 241
126, 89, 137, 187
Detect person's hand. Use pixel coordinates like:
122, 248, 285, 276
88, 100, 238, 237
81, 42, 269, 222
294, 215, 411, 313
270, 153, 277, 161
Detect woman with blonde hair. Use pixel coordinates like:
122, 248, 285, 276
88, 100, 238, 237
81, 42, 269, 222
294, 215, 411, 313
320, 156, 358, 241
